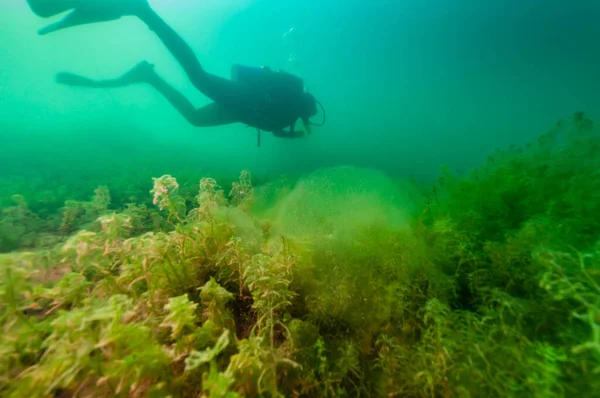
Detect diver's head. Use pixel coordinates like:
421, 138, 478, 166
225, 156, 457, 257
301, 92, 318, 120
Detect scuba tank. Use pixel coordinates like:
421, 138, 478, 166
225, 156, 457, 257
231, 64, 304, 94
230, 64, 307, 148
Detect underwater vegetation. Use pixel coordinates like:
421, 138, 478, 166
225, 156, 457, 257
0, 112, 599, 397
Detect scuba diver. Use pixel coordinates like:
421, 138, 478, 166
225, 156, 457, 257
25, 0, 324, 144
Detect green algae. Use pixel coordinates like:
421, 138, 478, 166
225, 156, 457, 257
0, 113, 598, 397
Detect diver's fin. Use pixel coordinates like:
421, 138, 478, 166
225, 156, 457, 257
26, 0, 80, 18
37, 7, 121, 35
55, 71, 98, 87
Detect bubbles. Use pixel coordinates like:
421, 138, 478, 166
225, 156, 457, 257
282, 27, 295, 39
282, 27, 300, 71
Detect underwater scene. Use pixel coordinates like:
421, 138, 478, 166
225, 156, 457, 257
1, 0, 599, 396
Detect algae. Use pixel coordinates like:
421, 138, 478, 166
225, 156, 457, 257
0, 113, 598, 397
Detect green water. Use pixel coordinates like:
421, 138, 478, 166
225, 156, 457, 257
0, 0, 599, 396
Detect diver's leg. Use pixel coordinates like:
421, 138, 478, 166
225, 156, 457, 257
32, 0, 251, 104
32, 1, 209, 92
135, 7, 248, 105
56, 61, 238, 127
185, 103, 239, 127
145, 69, 238, 127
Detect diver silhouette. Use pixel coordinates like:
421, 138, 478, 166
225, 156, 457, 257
26, 0, 323, 143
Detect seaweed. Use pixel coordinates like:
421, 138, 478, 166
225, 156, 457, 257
0, 113, 598, 397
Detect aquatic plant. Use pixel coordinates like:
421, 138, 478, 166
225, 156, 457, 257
0, 114, 598, 397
